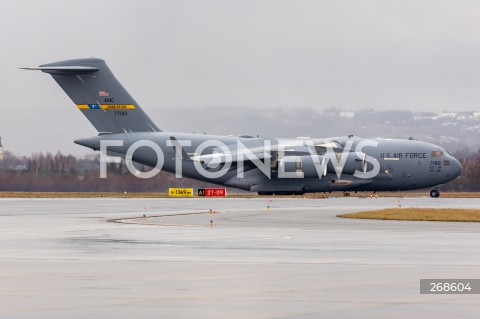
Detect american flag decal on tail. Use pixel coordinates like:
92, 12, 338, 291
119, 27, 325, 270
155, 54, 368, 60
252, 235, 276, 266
99, 90, 109, 97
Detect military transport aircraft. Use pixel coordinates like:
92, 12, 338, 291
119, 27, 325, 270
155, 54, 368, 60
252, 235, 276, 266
23, 58, 462, 197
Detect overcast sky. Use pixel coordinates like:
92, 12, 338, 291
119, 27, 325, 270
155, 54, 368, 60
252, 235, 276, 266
1, 0, 480, 155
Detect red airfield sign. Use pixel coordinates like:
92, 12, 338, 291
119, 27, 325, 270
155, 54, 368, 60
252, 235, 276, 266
197, 188, 226, 197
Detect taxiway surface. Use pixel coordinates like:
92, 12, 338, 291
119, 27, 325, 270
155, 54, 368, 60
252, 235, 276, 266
0, 197, 479, 318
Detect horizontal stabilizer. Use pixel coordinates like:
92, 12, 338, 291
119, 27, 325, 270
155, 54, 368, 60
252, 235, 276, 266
20, 66, 99, 73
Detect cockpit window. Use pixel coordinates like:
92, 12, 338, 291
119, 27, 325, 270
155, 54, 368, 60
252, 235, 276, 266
431, 151, 444, 158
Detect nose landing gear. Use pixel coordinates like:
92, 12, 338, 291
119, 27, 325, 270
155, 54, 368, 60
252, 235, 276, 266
430, 189, 440, 198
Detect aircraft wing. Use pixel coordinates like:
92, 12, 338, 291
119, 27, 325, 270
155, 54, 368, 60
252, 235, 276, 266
190, 145, 273, 165
188, 138, 348, 166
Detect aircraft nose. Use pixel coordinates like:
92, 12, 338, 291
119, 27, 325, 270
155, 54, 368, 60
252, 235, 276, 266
451, 156, 462, 178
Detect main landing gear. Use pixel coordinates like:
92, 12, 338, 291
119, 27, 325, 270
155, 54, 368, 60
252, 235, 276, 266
430, 189, 440, 198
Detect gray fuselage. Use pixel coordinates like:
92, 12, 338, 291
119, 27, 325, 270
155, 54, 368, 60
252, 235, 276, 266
75, 133, 462, 194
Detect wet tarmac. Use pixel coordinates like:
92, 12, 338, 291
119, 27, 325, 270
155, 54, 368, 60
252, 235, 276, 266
1, 197, 479, 318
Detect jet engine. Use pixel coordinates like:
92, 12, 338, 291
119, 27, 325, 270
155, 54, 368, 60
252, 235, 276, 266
277, 153, 367, 178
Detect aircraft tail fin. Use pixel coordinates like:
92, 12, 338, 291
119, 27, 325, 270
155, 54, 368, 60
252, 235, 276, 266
22, 58, 160, 134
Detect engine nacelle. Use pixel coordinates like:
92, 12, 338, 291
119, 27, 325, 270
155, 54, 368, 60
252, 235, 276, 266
278, 155, 326, 178
277, 153, 366, 178
338, 152, 367, 175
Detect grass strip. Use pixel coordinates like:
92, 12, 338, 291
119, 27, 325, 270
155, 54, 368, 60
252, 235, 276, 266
338, 208, 480, 222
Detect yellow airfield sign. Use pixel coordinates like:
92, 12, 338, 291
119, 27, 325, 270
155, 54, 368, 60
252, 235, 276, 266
168, 188, 194, 197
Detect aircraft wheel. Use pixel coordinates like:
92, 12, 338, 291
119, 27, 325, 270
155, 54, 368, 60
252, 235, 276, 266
430, 189, 440, 198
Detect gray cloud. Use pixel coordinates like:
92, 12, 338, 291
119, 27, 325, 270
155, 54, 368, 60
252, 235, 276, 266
1, 0, 479, 155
